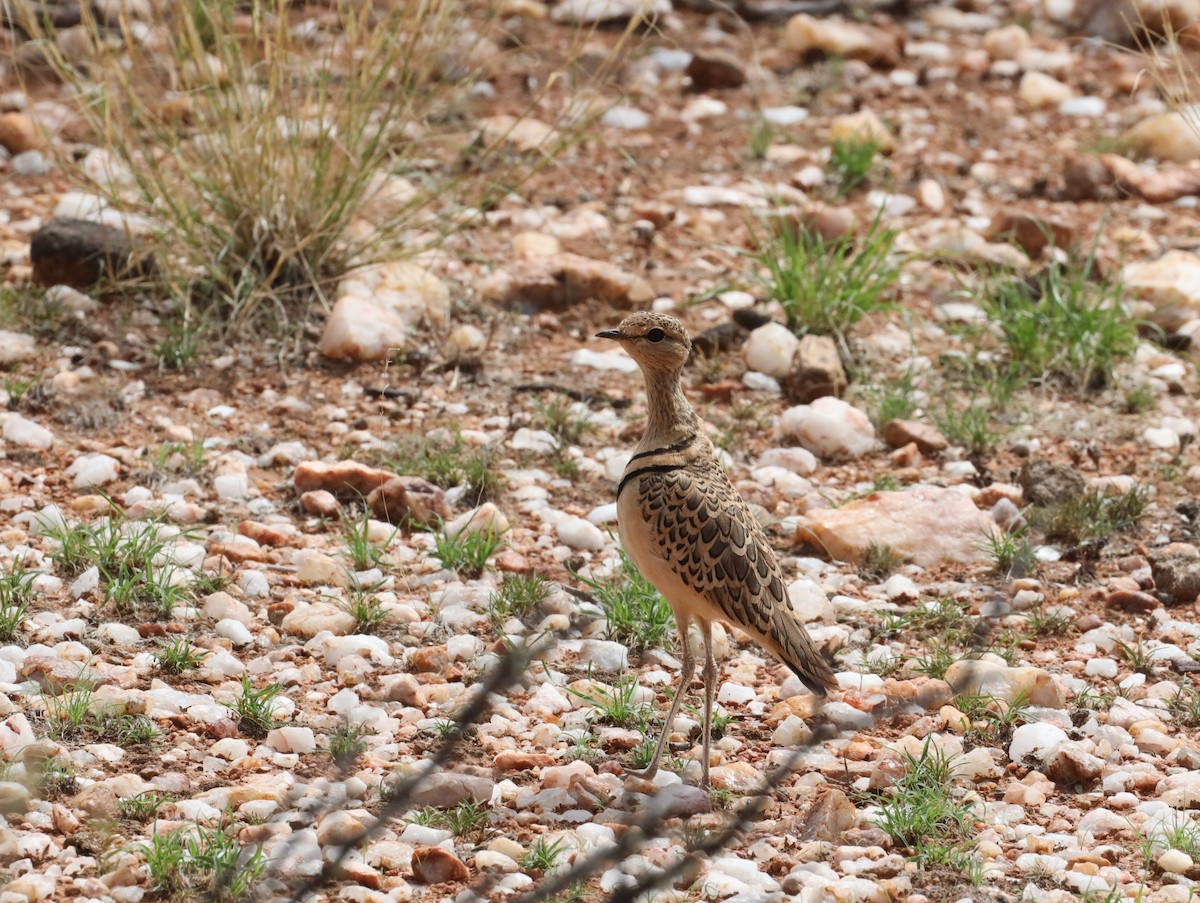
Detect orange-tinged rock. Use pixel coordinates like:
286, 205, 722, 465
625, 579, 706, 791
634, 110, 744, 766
411, 846, 469, 884
493, 750, 556, 773
237, 520, 291, 546
0, 113, 43, 154
293, 460, 393, 497
796, 486, 996, 567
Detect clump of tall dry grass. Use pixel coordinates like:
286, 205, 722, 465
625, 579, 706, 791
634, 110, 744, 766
15, 0, 608, 332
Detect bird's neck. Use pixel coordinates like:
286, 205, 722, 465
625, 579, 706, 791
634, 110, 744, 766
640, 369, 700, 450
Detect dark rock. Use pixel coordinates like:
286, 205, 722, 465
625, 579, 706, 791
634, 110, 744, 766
0, 0, 81, 31
690, 321, 747, 359
1018, 457, 1087, 507
367, 476, 451, 529
1105, 589, 1160, 614
985, 209, 1077, 258
30, 219, 150, 290
1151, 546, 1200, 604
685, 51, 747, 91
1062, 154, 1118, 202
408, 773, 494, 809
731, 308, 774, 331
781, 334, 847, 404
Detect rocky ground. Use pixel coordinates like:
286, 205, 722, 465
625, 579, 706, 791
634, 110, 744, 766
8, 0, 1200, 901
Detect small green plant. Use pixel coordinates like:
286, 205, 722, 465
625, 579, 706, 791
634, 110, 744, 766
956, 691, 1033, 748
749, 119, 773, 160
1, 374, 42, 406
861, 543, 904, 582
414, 800, 490, 837
1123, 382, 1157, 414
686, 703, 736, 740
34, 757, 78, 798
828, 131, 880, 195
629, 736, 657, 770
976, 526, 1036, 579
574, 549, 675, 652
1169, 685, 1200, 726
157, 636, 207, 674
115, 714, 162, 746
106, 565, 189, 618
1031, 487, 1149, 546
933, 401, 1002, 458
520, 836, 569, 872
565, 731, 603, 764
981, 261, 1137, 392
873, 740, 976, 866
157, 316, 204, 371
154, 435, 208, 477
343, 507, 394, 571
231, 676, 283, 738
389, 434, 501, 505
118, 791, 165, 821
864, 366, 918, 427
567, 675, 654, 730
879, 597, 970, 639
431, 522, 506, 579
1113, 637, 1159, 676
860, 651, 903, 678
140, 822, 267, 900
336, 586, 389, 635
0, 561, 34, 641
533, 397, 594, 446
43, 682, 99, 741
1150, 814, 1200, 861
911, 640, 959, 681
429, 719, 458, 740
1024, 602, 1072, 638
328, 721, 372, 769
752, 213, 900, 348
488, 573, 551, 627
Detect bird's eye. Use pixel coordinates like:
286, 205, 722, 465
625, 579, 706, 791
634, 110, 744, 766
646, 328, 665, 343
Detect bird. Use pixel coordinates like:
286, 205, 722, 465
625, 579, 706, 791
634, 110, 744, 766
595, 311, 837, 788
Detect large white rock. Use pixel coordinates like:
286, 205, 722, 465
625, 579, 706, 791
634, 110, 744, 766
795, 485, 997, 567
743, 323, 800, 378
0, 413, 53, 449
555, 514, 606, 551
778, 397, 875, 460
1124, 250, 1200, 332
945, 660, 1067, 708
66, 453, 120, 489
0, 331, 35, 366
579, 639, 629, 672
1009, 722, 1068, 763
1019, 71, 1072, 108
550, 0, 669, 23
318, 262, 450, 362
1121, 110, 1200, 163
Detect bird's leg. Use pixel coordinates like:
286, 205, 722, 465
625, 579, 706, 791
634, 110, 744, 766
701, 620, 716, 790
631, 612, 694, 783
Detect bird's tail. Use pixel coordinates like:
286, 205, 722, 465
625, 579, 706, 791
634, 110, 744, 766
772, 617, 838, 697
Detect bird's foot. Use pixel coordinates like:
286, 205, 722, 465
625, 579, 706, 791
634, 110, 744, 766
625, 765, 660, 783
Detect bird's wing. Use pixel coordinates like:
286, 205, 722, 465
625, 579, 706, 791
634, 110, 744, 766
635, 465, 837, 694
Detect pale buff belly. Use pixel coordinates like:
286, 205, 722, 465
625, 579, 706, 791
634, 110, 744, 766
616, 478, 728, 629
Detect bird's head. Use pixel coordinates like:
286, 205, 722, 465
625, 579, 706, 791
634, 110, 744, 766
595, 312, 692, 376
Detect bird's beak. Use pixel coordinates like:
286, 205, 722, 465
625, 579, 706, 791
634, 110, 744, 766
595, 329, 624, 341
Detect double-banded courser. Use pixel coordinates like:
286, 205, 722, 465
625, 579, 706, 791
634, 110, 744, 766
597, 312, 836, 787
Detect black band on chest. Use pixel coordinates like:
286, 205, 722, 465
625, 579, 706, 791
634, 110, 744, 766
617, 463, 683, 499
